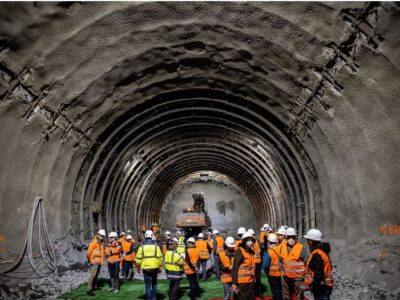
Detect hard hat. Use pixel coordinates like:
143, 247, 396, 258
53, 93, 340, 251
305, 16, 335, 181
277, 227, 286, 235
260, 227, 265, 232
165, 231, 171, 235
108, 232, 118, 238
207, 231, 212, 235
263, 223, 269, 228
225, 236, 235, 247
126, 235, 133, 240
98, 229, 106, 237
247, 229, 255, 236
198, 233, 204, 238
176, 231, 182, 235
267, 233, 278, 243
187, 237, 195, 243
237, 227, 246, 235
212, 229, 219, 235
119, 232, 126, 237
127, 230, 132, 234
145, 230, 154, 238
285, 227, 297, 236
171, 238, 178, 244
242, 232, 253, 240
304, 229, 322, 241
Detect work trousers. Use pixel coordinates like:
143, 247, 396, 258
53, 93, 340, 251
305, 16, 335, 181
168, 279, 181, 300
186, 273, 201, 300
233, 283, 255, 300
108, 262, 120, 279
254, 263, 262, 297
198, 259, 208, 280
143, 269, 158, 300
312, 286, 332, 300
87, 264, 101, 291
122, 260, 134, 280
282, 277, 304, 300
213, 253, 221, 279
268, 275, 283, 300
223, 282, 232, 300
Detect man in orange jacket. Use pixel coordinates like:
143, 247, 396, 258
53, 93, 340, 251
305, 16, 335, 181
86, 229, 106, 296
219, 236, 235, 300
212, 229, 224, 279
195, 233, 212, 281
121, 234, 136, 281
184, 237, 201, 300
105, 232, 122, 294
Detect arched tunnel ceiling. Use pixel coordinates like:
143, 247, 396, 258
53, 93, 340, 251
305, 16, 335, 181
0, 1, 400, 292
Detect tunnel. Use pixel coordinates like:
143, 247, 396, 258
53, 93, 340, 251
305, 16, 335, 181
0, 2, 399, 299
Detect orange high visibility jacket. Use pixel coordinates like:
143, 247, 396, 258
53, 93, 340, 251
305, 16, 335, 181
118, 237, 126, 244
259, 232, 265, 244
234, 239, 241, 251
87, 239, 105, 265
184, 247, 200, 275
237, 247, 255, 284
254, 240, 261, 264
105, 242, 122, 264
214, 236, 224, 253
268, 244, 283, 277
280, 240, 305, 279
219, 250, 234, 283
195, 239, 210, 260
121, 240, 136, 262
305, 249, 334, 287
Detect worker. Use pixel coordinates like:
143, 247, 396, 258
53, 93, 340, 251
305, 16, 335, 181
176, 230, 186, 254
212, 229, 224, 279
231, 231, 256, 300
163, 231, 172, 254
262, 233, 283, 300
235, 227, 246, 250
206, 231, 214, 268
184, 237, 201, 300
277, 226, 286, 245
304, 229, 333, 300
196, 232, 211, 280
281, 227, 308, 300
164, 238, 184, 300
248, 228, 262, 299
105, 232, 122, 294
135, 230, 163, 300
219, 236, 235, 300
259, 224, 267, 245
121, 234, 136, 281
86, 229, 106, 296
118, 232, 126, 244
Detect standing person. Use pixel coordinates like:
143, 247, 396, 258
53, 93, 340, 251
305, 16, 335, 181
235, 227, 246, 250
304, 229, 333, 300
164, 238, 184, 300
118, 232, 126, 244
248, 229, 262, 299
219, 236, 236, 300
121, 234, 136, 281
163, 231, 173, 255
212, 229, 224, 279
176, 231, 186, 254
231, 232, 256, 300
86, 229, 106, 296
135, 230, 163, 300
262, 233, 283, 300
184, 237, 201, 300
277, 227, 286, 245
195, 233, 211, 281
105, 232, 122, 294
281, 227, 308, 300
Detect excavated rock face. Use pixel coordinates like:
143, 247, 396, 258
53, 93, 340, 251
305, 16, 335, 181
0, 1, 399, 292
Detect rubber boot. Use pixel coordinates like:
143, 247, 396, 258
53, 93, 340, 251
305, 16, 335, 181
114, 279, 120, 293
107, 278, 115, 292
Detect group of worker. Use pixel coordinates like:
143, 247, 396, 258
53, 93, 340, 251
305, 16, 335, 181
86, 224, 333, 300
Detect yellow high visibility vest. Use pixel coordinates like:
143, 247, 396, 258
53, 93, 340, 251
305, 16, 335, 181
136, 244, 163, 270
164, 250, 184, 279
177, 236, 186, 254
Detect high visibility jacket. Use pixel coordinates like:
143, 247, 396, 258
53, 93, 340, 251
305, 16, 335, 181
259, 232, 265, 244
237, 247, 255, 283
280, 241, 305, 279
87, 239, 105, 265
219, 250, 234, 283
105, 242, 122, 264
305, 249, 334, 287
121, 240, 136, 262
118, 237, 126, 244
177, 236, 186, 254
214, 236, 224, 253
234, 239, 241, 251
135, 243, 163, 270
164, 250, 184, 280
254, 240, 262, 264
195, 239, 210, 260
184, 248, 200, 275
268, 244, 283, 277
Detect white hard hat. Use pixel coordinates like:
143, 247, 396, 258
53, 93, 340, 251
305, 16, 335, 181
187, 237, 196, 243
267, 233, 278, 243
304, 229, 323, 241
126, 230, 132, 234
98, 229, 106, 237
247, 229, 255, 236
171, 238, 178, 244
225, 236, 235, 247
277, 227, 286, 235
237, 227, 246, 235
260, 227, 265, 232
145, 230, 154, 238
212, 229, 219, 235
285, 227, 297, 236
207, 231, 212, 235
241, 231, 253, 240
165, 231, 171, 235
263, 223, 269, 228
126, 235, 133, 240
108, 232, 118, 238
120, 232, 126, 236
198, 233, 204, 238
176, 231, 182, 235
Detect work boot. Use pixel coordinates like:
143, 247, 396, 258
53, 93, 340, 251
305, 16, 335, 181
107, 278, 115, 292
86, 290, 95, 296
